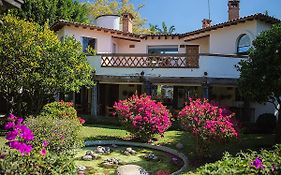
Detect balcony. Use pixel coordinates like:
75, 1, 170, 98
100, 53, 199, 68
87, 53, 247, 80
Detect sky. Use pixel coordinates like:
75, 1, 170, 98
82, 0, 281, 33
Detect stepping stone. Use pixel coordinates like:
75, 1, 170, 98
116, 165, 148, 175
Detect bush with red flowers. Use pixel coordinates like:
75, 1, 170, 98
113, 94, 172, 142
178, 98, 239, 156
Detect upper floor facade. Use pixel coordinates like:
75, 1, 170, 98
51, 0, 280, 82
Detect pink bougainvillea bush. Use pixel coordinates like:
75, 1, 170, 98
178, 98, 239, 156
113, 94, 172, 142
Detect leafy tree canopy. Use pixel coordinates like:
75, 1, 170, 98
11, 0, 89, 26
89, 0, 147, 34
238, 24, 281, 143
0, 15, 93, 116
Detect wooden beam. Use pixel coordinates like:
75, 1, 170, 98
184, 35, 210, 42
112, 36, 141, 42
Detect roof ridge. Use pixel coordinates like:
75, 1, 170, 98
51, 13, 280, 39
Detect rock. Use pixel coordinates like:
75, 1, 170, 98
144, 153, 159, 161
81, 155, 93, 161
86, 151, 94, 156
126, 147, 133, 152
123, 151, 130, 156
176, 143, 184, 150
102, 158, 122, 168
96, 146, 105, 154
95, 146, 111, 154
116, 165, 148, 175
77, 166, 87, 171
104, 147, 111, 154
130, 150, 136, 155
124, 147, 136, 155
92, 153, 100, 159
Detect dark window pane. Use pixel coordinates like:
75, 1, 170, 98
148, 46, 178, 54
82, 37, 96, 52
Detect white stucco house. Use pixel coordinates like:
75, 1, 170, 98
51, 0, 280, 122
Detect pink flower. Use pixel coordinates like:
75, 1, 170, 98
78, 117, 86, 124
4, 122, 15, 130
6, 130, 18, 141
42, 140, 48, 147
251, 157, 264, 170
40, 148, 47, 157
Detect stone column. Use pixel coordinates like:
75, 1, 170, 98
91, 83, 98, 121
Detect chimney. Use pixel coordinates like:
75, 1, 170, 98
202, 19, 212, 28
228, 0, 240, 21
122, 13, 134, 33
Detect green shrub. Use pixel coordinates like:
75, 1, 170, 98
185, 144, 281, 175
256, 113, 277, 134
25, 116, 83, 155
0, 148, 77, 175
39, 101, 78, 120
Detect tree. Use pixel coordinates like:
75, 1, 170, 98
238, 24, 281, 143
148, 24, 158, 34
89, 0, 147, 34
0, 15, 93, 116
13, 0, 89, 26
155, 22, 176, 34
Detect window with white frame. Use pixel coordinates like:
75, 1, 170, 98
237, 34, 251, 54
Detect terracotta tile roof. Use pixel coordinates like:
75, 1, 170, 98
51, 19, 141, 39
180, 13, 280, 38
51, 13, 280, 40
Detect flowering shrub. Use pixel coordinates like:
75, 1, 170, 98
25, 115, 83, 155
184, 144, 281, 175
39, 101, 78, 120
0, 114, 77, 174
178, 98, 239, 156
113, 94, 171, 142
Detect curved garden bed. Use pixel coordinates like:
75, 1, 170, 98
74, 140, 189, 175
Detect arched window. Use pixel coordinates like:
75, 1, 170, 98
237, 34, 251, 54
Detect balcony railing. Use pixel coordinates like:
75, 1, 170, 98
100, 53, 199, 68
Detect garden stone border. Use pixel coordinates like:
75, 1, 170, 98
85, 140, 188, 175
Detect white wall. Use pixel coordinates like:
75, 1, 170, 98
209, 20, 257, 54
117, 38, 186, 54
58, 26, 113, 53
256, 21, 272, 35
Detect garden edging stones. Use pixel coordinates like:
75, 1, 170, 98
85, 140, 188, 175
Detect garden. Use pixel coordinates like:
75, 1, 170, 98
0, 95, 280, 175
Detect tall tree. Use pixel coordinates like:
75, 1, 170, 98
89, 0, 147, 34
13, 0, 89, 26
238, 24, 281, 143
0, 15, 93, 116
155, 22, 176, 34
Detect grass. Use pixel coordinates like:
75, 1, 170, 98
80, 124, 275, 155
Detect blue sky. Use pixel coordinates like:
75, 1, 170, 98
82, 0, 281, 33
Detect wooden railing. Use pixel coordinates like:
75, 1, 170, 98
100, 53, 199, 68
